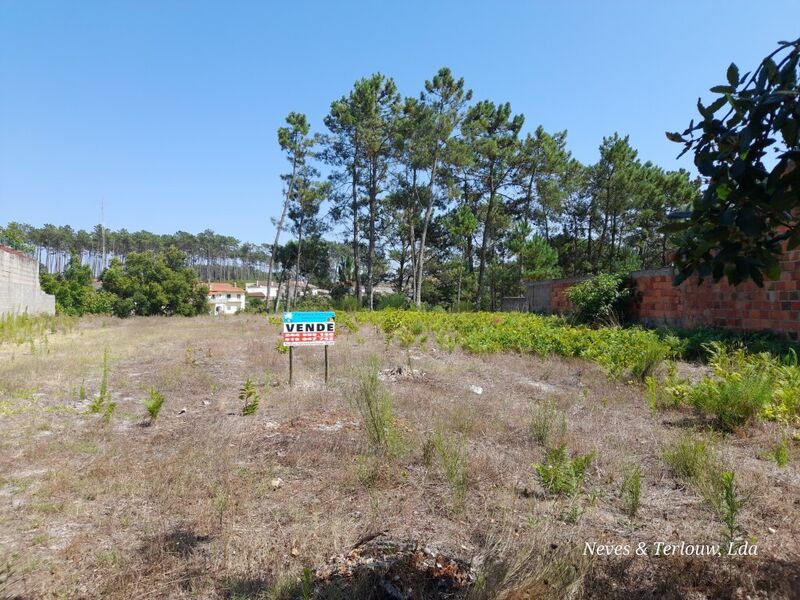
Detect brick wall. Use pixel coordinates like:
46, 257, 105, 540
523, 249, 800, 339
0, 245, 56, 316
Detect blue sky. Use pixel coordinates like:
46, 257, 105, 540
1, 1, 798, 245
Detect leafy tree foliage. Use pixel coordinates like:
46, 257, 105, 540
100, 248, 208, 317
667, 38, 800, 285
39, 255, 115, 315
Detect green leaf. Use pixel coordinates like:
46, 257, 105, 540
764, 58, 778, 83
711, 85, 734, 94
727, 63, 740, 87
708, 96, 727, 114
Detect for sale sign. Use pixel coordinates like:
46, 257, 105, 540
281, 311, 336, 346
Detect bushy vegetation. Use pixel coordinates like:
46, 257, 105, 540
358, 309, 674, 380
663, 434, 750, 543
38, 247, 209, 318
662, 434, 718, 481
656, 343, 800, 428
563, 273, 631, 325
291, 294, 333, 311
655, 326, 799, 362
534, 446, 593, 496
40, 255, 115, 316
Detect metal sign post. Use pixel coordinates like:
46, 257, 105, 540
289, 346, 293, 386
280, 311, 336, 386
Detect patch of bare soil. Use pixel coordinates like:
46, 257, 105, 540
0, 315, 798, 599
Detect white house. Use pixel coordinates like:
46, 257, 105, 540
245, 281, 279, 302
208, 283, 246, 315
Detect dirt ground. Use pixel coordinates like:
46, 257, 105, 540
0, 315, 798, 599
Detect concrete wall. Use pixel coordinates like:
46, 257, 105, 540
518, 248, 800, 340
0, 245, 55, 316
500, 296, 528, 312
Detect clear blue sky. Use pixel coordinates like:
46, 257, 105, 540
1, 1, 798, 246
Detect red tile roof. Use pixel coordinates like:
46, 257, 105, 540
208, 283, 245, 294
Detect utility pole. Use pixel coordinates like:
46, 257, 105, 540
100, 198, 106, 274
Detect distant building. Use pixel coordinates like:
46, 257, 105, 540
306, 283, 330, 297
245, 281, 279, 302
372, 283, 396, 296
246, 280, 331, 302
208, 282, 245, 315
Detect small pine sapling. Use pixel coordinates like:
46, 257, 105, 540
240, 379, 260, 416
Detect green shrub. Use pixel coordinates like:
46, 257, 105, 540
356, 309, 672, 380
450, 300, 475, 312
293, 294, 332, 311
335, 295, 361, 312
659, 343, 800, 429
350, 357, 401, 456
620, 463, 642, 517
691, 372, 773, 430
656, 325, 800, 362
661, 433, 747, 539
766, 436, 790, 467
662, 434, 718, 480
376, 292, 408, 310
628, 337, 667, 382
144, 388, 166, 423
534, 446, 593, 496
564, 273, 630, 325
239, 379, 260, 416
243, 297, 267, 314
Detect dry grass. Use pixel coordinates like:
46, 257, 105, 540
0, 314, 798, 599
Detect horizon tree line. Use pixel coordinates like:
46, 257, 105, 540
2, 67, 703, 311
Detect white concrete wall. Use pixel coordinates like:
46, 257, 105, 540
0, 246, 56, 316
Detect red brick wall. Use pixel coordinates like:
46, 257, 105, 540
543, 250, 800, 339
549, 279, 579, 314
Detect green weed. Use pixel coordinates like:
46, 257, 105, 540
350, 357, 402, 456
534, 446, 593, 496
431, 430, 469, 511
766, 435, 790, 467
143, 388, 166, 423
620, 463, 642, 517
239, 379, 260, 416
662, 434, 718, 480
529, 400, 566, 447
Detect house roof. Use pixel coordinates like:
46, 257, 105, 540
208, 283, 245, 294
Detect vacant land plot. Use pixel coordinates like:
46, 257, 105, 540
0, 314, 798, 599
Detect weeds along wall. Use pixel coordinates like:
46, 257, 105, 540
0, 244, 55, 316
525, 248, 800, 339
